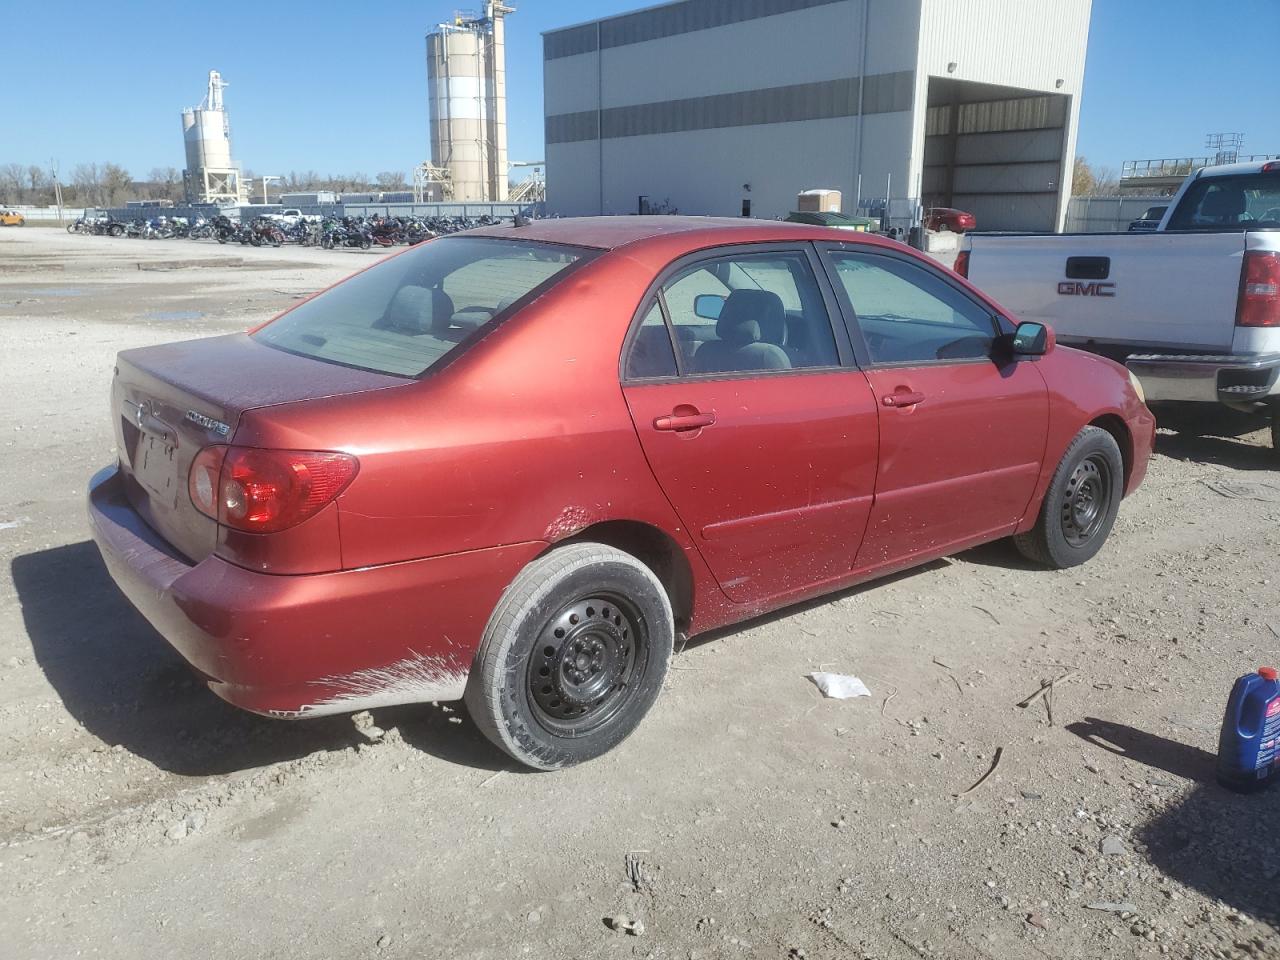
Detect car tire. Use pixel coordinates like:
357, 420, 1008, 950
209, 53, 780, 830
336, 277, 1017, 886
465, 542, 674, 771
1014, 425, 1124, 569
1271, 406, 1279, 457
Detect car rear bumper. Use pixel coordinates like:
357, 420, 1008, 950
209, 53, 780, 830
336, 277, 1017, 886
87, 465, 543, 718
1125, 353, 1280, 404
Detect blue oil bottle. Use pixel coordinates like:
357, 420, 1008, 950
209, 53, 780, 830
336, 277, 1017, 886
1216, 666, 1280, 793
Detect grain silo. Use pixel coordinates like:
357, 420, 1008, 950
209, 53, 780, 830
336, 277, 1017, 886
181, 70, 246, 204
426, 4, 514, 202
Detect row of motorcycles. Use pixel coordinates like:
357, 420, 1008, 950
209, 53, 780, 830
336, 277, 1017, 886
67, 213, 506, 249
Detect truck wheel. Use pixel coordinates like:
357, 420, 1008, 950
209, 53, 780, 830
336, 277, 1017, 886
1015, 426, 1123, 569
465, 542, 674, 771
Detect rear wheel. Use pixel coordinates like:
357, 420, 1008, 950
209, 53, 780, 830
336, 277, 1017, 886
1270, 406, 1279, 457
465, 542, 674, 770
1014, 426, 1123, 568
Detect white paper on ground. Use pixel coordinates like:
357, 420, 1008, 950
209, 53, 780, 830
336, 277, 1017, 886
808, 672, 872, 699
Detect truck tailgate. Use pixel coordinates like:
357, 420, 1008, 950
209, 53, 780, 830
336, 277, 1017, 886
966, 232, 1246, 352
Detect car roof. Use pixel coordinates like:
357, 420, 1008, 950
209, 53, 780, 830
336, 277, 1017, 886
1194, 159, 1279, 178
465, 215, 898, 253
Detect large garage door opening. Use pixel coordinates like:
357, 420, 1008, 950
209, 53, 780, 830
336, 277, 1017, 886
923, 79, 1069, 232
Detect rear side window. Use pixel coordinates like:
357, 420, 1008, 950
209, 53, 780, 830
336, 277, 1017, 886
1166, 172, 1280, 230
830, 252, 998, 365
254, 237, 591, 377
625, 250, 839, 378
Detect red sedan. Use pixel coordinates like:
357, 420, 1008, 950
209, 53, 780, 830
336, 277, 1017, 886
88, 218, 1154, 769
925, 207, 977, 233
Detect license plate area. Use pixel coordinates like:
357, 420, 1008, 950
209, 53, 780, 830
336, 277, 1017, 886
135, 433, 179, 504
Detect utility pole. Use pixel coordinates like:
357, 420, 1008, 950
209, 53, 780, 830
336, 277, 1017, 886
50, 158, 64, 225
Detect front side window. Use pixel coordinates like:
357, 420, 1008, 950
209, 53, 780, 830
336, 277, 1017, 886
254, 236, 591, 377
828, 251, 999, 365
628, 250, 839, 377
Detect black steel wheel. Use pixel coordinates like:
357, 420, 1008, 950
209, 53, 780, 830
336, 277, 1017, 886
1059, 453, 1112, 547
526, 594, 647, 736
1015, 425, 1124, 569
466, 542, 674, 770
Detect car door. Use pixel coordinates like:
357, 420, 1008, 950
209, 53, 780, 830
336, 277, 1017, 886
620, 244, 879, 606
818, 245, 1049, 572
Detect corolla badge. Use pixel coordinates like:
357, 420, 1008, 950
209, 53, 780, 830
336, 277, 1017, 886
185, 410, 231, 436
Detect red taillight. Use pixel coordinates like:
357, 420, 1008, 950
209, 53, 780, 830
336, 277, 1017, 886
1262, 161, 1280, 173
188, 445, 358, 533
1237, 251, 1280, 328
954, 250, 970, 278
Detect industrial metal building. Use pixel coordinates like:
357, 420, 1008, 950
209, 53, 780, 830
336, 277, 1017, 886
542, 0, 1091, 231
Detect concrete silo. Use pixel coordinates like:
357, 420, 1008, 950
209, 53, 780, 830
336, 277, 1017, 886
181, 70, 246, 204
426, 4, 513, 202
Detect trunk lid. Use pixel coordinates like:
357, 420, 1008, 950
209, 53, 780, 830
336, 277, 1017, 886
111, 333, 407, 563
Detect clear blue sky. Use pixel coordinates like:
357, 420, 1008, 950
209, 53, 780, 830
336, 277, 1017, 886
1, 0, 1276, 180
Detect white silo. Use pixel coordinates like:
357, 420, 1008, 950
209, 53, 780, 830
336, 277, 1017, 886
181, 70, 246, 204
426, 4, 513, 202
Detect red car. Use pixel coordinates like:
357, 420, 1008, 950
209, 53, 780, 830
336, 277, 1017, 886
925, 207, 977, 233
88, 218, 1154, 769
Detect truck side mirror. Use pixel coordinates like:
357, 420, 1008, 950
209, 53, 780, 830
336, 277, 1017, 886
1011, 321, 1053, 356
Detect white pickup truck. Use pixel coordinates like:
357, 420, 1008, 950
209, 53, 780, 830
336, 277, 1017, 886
958, 160, 1280, 452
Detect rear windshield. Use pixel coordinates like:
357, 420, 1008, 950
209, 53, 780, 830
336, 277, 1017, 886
1166, 172, 1280, 231
254, 236, 592, 376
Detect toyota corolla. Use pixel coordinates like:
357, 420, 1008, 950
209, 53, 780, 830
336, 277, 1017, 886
88, 218, 1154, 769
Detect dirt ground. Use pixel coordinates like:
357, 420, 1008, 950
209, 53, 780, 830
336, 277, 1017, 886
1, 228, 1277, 960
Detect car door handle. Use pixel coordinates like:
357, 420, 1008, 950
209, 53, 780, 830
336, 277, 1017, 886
653, 410, 716, 432
882, 391, 926, 408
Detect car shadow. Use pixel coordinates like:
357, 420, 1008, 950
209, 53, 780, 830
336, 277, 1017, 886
1067, 717, 1280, 923
680, 558, 949, 652
1155, 431, 1276, 471
11, 541, 511, 776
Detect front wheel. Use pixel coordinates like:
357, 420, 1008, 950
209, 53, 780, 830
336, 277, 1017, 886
1014, 425, 1124, 568
465, 542, 674, 770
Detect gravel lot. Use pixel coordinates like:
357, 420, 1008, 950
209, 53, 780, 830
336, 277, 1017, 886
1, 228, 1277, 960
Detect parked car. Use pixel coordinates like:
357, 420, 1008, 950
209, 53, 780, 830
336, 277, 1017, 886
1127, 205, 1167, 233
88, 217, 1154, 770
925, 207, 976, 233
958, 159, 1280, 454
784, 210, 875, 232
0, 209, 25, 226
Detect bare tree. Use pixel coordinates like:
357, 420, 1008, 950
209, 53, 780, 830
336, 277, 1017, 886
1091, 165, 1121, 196
148, 166, 182, 202
376, 170, 407, 191
71, 162, 101, 205
100, 163, 132, 206
27, 165, 48, 200
0, 163, 25, 202
1072, 156, 1122, 197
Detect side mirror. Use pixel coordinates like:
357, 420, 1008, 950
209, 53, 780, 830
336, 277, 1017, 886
1011, 320, 1053, 356
694, 294, 725, 321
